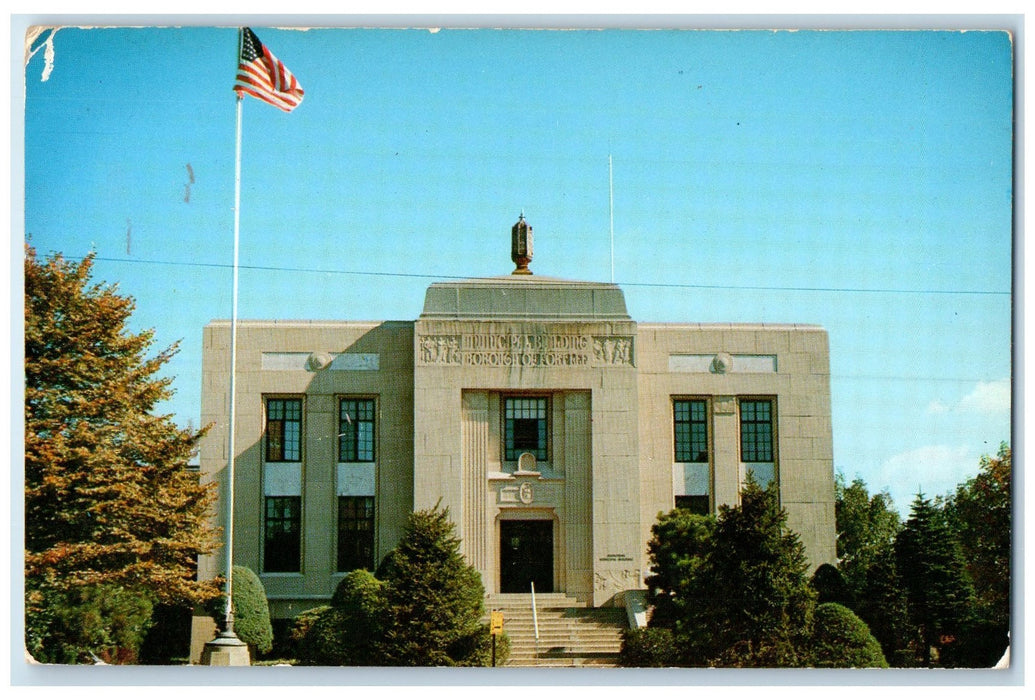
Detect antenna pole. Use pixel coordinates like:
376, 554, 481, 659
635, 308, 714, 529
609, 154, 615, 283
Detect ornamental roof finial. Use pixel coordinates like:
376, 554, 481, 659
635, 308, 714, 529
511, 214, 533, 275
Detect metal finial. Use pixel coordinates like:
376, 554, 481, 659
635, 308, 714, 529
511, 214, 533, 275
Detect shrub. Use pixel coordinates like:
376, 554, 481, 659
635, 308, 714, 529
619, 627, 679, 667
231, 566, 273, 655
809, 602, 888, 668
26, 581, 153, 664
208, 566, 273, 656
291, 606, 339, 666
293, 571, 390, 666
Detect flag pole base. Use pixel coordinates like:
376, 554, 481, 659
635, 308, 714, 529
200, 629, 251, 666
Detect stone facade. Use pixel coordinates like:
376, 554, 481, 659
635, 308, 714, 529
195, 271, 835, 639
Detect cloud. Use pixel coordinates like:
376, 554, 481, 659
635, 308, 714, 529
924, 378, 1011, 417
876, 444, 978, 515
957, 379, 1012, 415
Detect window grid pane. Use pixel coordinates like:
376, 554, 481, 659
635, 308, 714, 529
740, 399, 774, 463
266, 399, 301, 462
337, 496, 375, 572
339, 399, 376, 462
504, 397, 548, 461
264, 495, 301, 572
674, 399, 709, 462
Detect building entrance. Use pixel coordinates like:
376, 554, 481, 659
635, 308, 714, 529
499, 520, 553, 593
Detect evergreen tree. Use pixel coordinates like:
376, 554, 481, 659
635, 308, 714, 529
639, 478, 817, 667
853, 543, 914, 666
810, 563, 849, 606
701, 479, 817, 667
894, 493, 975, 666
642, 508, 715, 629
375, 505, 491, 666
24, 246, 220, 662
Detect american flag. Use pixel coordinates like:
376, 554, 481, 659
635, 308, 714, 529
234, 27, 304, 112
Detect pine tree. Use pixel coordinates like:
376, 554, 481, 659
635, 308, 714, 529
642, 508, 715, 630
375, 505, 490, 666
24, 246, 220, 662
894, 493, 975, 666
853, 543, 913, 666
701, 479, 817, 667
648, 478, 817, 667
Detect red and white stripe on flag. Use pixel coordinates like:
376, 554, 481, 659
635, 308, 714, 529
234, 27, 304, 112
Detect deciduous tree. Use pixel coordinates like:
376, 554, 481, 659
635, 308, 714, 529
834, 473, 901, 603
24, 246, 220, 663
944, 444, 1010, 629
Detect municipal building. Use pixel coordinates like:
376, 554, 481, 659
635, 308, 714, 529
194, 216, 836, 645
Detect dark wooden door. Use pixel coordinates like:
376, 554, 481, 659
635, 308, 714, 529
499, 520, 553, 593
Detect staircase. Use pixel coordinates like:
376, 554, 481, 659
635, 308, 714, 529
484, 593, 627, 667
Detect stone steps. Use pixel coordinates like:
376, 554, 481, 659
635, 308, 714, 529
485, 594, 627, 667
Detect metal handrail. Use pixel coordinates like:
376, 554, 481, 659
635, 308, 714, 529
531, 581, 540, 660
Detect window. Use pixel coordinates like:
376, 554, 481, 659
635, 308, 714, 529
739, 399, 774, 462
675, 495, 710, 516
673, 399, 709, 462
339, 398, 375, 462
673, 398, 711, 514
266, 398, 302, 462
504, 397, 548, 461
264, 495, 301, 572
337, 496, 375, 572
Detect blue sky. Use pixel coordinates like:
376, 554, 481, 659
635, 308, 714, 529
18, 22, 1013, 515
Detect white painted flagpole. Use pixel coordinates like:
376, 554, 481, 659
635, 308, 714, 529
223, 91, 243, 634
203, 30, 248, 664
219, 27, 246, 638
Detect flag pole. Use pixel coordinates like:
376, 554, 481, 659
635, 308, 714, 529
223, 90, 243, 635
202, 28, 249, 664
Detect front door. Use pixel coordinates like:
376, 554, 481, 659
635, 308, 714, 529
499, 520, 553, 593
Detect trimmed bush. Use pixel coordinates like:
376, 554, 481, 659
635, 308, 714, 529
208, 566, 273, 656
231, 566, 273, 655
291, 606, 341, 666
619, 627, 679, 667
809, 602, 888, 668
